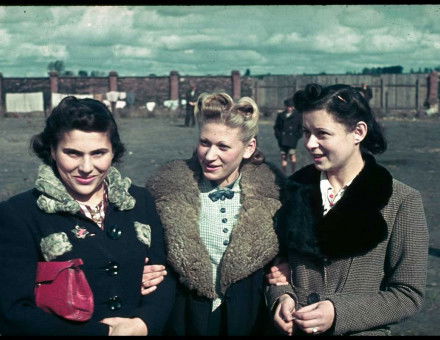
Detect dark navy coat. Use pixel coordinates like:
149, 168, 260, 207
0, 182, 175, 336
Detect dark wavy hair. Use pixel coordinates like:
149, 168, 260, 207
30, 96, 125, 165
293, 83, 387, 154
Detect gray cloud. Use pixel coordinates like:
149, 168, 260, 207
0, 5, 439, 77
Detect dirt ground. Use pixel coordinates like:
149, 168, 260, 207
0, 114, 439, 335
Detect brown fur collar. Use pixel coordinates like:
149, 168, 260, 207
278, 153, 393, 260
146, 157, 282, 299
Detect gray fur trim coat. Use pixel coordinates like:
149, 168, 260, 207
147, 157, 282, 299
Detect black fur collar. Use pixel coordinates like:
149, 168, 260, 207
278, 153, 393, 260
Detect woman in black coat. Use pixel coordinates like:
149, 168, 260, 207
0, 96, 175, 336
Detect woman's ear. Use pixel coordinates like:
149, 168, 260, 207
243, 138, 257, 159
354, 121, 368, 144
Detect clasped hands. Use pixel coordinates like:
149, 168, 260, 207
267, 260, 335, 336
274, 294, 335, 336
139, 256, 335, 336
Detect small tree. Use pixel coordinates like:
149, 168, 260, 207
78, 70, 88, 77
47, 60, 65, 74
90, 70, 106, 77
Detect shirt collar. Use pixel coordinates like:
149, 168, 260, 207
200, 174, 242, 194
320, 171, 353, 193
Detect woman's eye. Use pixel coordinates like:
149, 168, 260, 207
66, 150, 80, 156
219, 145, 229, 151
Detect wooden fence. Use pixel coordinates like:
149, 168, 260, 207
0, 71, 438, 117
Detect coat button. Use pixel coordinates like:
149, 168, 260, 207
220, 208, 226, 213
223, 228, 228, 233
307, 292, 320, 305
223, 240, 229, 246
222, 218, 228, 223
107, 225, 122, 240
104, 261, 119, 276
107, 296, 122, 311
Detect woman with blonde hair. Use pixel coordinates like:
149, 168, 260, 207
145, 92, 283, 335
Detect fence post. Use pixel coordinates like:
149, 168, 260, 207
380, 77, 385, 112
49, 71, 59, 111
415, 78, 420, 111
0, 72, 3, 116
169, 70, 179, 101
108, 71, 118, 114
231, 70, 241, 100
427, 71, 439, 106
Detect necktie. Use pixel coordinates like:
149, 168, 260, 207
208, 188, 235, 202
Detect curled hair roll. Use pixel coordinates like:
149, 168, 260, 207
195, 92, 233, 122
195, 92, 264, 164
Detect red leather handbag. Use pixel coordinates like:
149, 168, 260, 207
35, 258, 94, 322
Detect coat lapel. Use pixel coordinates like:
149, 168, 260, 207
281, 154, 393, 260
147, 157, 282, 298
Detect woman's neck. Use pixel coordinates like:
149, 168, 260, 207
326, 153, 365, 193
216, 169, 240, 188
71, 183, 105, 207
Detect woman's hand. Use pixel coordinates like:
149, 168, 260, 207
101, 317, 148, 336
291, 300, 335, 335
273, 294, 296, 336
266, 259, 290, 286
141, 257, 167, 295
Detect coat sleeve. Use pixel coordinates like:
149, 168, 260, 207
328, 189, 429, 335
274, 114, 282, 144
265, 284, 296, 313
128, 191, 176, 335
0, 199, 109, 336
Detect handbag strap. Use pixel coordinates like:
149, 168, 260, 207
36, 258, 84, 283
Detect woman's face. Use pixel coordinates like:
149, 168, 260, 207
303, 109, 362, 176
197, 122, 256, 187
51, 129, 114, 205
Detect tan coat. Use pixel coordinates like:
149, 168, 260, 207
147, 157, 283, 299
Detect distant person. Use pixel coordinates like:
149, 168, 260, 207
273, 98, 303, 174
360, 83, 373, 103
144, 92, 283, 335
184, 81, 199, 127
266, 84, 429, 336
0, 96, 175, 335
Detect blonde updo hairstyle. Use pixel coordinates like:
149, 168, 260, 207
195, 92, 264, 165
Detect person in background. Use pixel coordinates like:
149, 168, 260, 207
0, 96, 175, 336
274, 98, 303, 175
184, 81, 199, 127
266, 84, 429, 336
145, 92, 283, 335
359, 83, 373, 103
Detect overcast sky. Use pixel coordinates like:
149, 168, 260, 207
1, 5, 439, 77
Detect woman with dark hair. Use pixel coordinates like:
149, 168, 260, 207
266, 84, 429, 336
0, 96, 175, 335
144, 92, 283, 335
